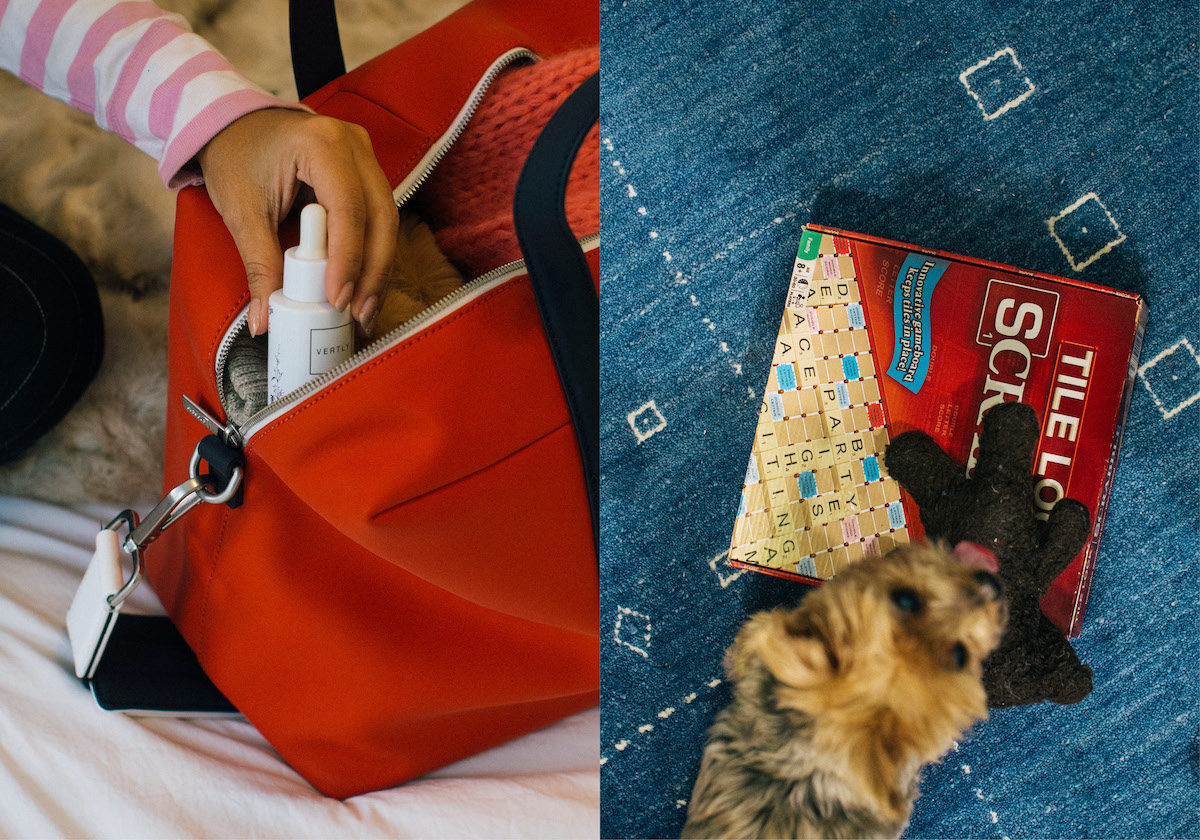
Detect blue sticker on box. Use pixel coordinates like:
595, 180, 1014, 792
745, 456, 759, 484
835, 382, 851, 409
886, 501, 907, 529
847, 303, 866, 329
767, 391, 785, 421
886, 254, 949, 393
798, 471, 818, 498
841, 356, 860, 380
776, 362, 797, 391
795, 556, 818, 577
863, 455, 880, 482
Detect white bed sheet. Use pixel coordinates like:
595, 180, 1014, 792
0, 495, 598, 839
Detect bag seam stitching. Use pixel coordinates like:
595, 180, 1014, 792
367, 418, 575, 520
317, 88, 431, 185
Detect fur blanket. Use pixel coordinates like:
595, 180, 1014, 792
0, 0, 465, 505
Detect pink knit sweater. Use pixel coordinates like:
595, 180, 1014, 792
414, 46, 599, 280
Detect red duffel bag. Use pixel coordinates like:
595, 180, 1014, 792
134, 0, 597, 798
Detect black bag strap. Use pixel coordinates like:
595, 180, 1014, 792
289, 0, 346, 99
512, 72, 600, 548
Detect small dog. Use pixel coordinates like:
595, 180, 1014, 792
681, 542, 1007, 840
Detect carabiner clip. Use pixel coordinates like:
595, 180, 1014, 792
189, 445, 243, 506
102, 508, 143, 610
99, 437, 245, 608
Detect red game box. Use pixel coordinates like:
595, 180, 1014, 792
728, 224, 1146, 637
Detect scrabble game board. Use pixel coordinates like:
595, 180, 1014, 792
729, 230, 906, 580
729, 225, 1146, 636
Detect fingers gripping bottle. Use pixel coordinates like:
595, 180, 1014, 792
267, 204, 354, 403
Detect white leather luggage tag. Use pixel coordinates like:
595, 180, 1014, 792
63, 478, 241, 716
66, 527, 126, 679
63, 426, 245, 715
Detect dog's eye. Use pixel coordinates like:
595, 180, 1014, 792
951, 642, 968, 670
973, 570, 1002, 601
890, 587, 923, 614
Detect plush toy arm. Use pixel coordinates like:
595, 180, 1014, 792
886, 400, 1095, 709
882, 431, 963, 510
1036, 498, 1091, 592
973, 401, 1039, 480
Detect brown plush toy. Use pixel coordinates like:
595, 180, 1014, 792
883, 400, 1094, 708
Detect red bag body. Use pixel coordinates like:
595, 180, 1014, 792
152, 0, 598, 798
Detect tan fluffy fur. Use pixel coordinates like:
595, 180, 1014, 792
682, 543, 1007, 840
375, 209, 464, 333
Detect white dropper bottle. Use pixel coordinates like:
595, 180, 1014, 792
267, 203, 354, 403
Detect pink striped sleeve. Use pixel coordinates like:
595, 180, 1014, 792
17, 0, 77, 89
161, 88, 310, 188
66, 1, 163, 112
147, 49, 230, 140
0, 0, 308, 188
101, 13, 178, 138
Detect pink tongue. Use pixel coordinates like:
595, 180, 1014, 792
953, 541, 1000, 574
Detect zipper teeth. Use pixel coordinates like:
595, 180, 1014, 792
214, 48, 538, 416
214, 310, 249, 412
232, 231, 598, 443
393, 47, 539, 210
239, 259, 526, 434
210, 42, 595, 443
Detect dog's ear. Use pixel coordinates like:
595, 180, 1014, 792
732, 608, 838, 688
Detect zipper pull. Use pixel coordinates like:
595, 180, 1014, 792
182, 395, 243, 448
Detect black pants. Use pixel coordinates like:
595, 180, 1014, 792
0, 202, 104, 464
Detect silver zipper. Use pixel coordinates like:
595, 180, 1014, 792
392, 47, 540, 210
212, 47, 541, 416
207, 233, 598, 446
200, 45, 592, 448
213, 312, 249, 422
238, 259, 525, 440
183, 393, 242, 448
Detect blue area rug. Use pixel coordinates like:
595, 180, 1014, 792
598, 2, 1199, 838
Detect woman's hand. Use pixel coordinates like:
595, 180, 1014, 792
196, 108, 397, 336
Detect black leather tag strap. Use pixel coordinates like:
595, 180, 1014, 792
197, 433, 245, 508
512, 73, 600, 547
89, 615, 237, 715
289, 0, 346, 99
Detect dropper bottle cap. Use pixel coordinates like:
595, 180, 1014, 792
282, 203, 329, 303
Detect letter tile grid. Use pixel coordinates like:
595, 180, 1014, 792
729, 231, 910, 580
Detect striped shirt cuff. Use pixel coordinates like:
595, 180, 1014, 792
160, 93, 312, 189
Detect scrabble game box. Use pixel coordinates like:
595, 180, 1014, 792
728, 224, 1146, 636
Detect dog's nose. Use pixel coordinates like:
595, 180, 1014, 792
953, 541, 999, 574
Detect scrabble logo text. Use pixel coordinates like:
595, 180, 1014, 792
975, 279, 1060, 359
965, 279, 1062, 484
